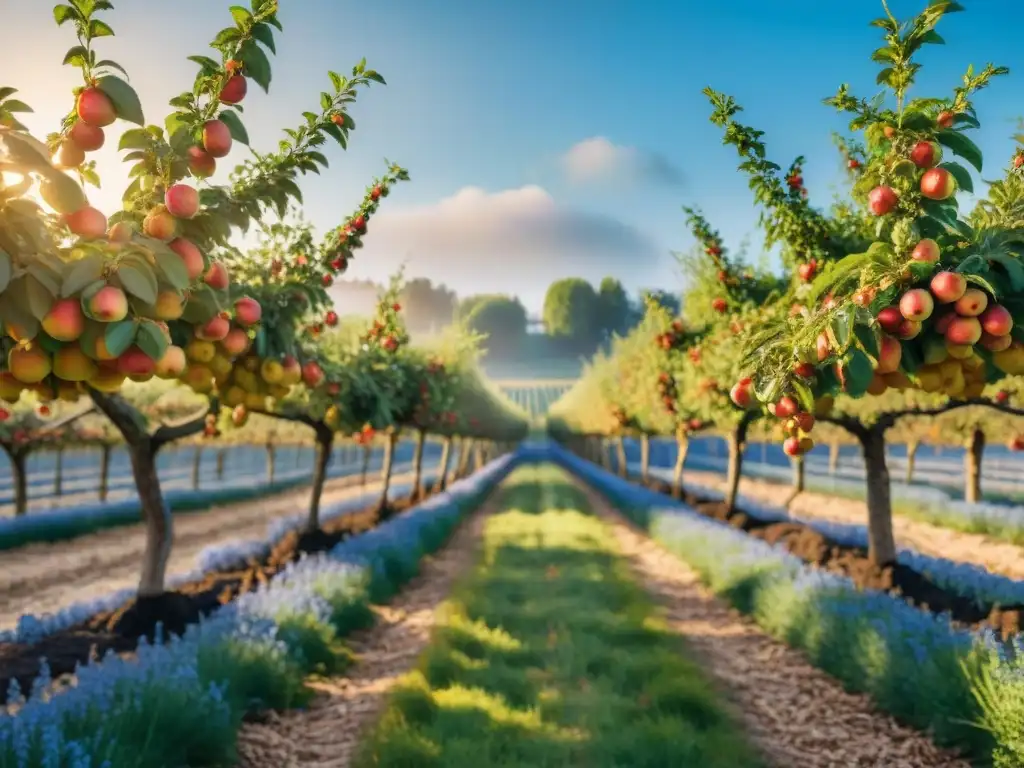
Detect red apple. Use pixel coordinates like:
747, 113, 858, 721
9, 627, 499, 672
911, 239, 940, 263
69, 121, 105, 152
936, 110, 955, 129
909, 141, 941, 169
876, 306, 904, 334
954, 288, 988, 317
76, 87, 116, 127
775, 396, 798, 419
899, 288, 934, 322
930, 271, 967, 304
868, 186, 899, 215
187, 146, 216, 178
165, 184, 199, 219
920, 167, 956, 200
64, 206, 107, 239
876, 335, 902, 374
202, 119, 233, 158
219, 75, 247, 105
980, 304, 1013, 336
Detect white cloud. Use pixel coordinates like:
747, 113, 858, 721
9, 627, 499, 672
561, 137, 683, 187
350, 186, 666, 301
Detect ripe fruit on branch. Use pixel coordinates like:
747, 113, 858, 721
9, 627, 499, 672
65, 206, 107, 239
187, 146, 216, 178
196, 315, 230, 342
169, 238, 205, 279
798, 259, 817, 282
154, 346, 186, 379
165, 184, 200, 219
899, 288, 934, 322
920, 167, 956, 200
154, 291, 184, 321
729, 378, 753, 408
117, 347, 156, 378
108, 222, 133, 243
711, 297, 727, 313
301, 360, 324, 388
896, 319, 922, 340
911, 239, 940, 263
945, 316, 982, 345
69, 121, 105, 152
793, 362, 815, 378
848, 158, 861, 169
876, 335, 902, 374
219, 75, 247, 105
930, 271, 967, 304
370, 186, 383, 201
221, 328, 249, 357
9, 346, 51, 384
909, 141, 941, 169
234, 297, 261, 326
937, 110, 955, 129
794, 412, 814, 432
816, 333, 830, 361
204, 261, 230, 290
996, 391, 1010, 404
981, 332, 1012, 352
981, 304, 1013, 336
868, 185, 898, 215
321, 274, 334, 288
54, 138, 86, 169
954, 288, 988, 317
774, 396, 798, 419
325, 310, 339, 327
876, 306, 904, 334
202, 120, 233, 158
41, 299, 85, 342
882, 125, 896, 139
77, 88, 116, 127
87, 286, 129, 323
143, 206, 178, 241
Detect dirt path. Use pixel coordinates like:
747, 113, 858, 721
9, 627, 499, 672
0, 469, 423, 632
577, 478, 969, 768
234, 478, 499, 768
682, 468, 1024, 582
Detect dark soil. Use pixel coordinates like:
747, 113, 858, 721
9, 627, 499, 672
641, 477, 1024, 639
0, 493, 424, 698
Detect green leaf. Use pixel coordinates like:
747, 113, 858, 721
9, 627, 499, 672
255, 325, 268, 357
328, 71, 343, 91
1, 99, 32, 114
920, 30, 945, 45
117, 263, 157, 304
187, 55, 220, 75
935, 130, 983, 172
213, 27, 243, 47
964, 273, 999, 296
229, 5, 252, 24
88, 19, 114, 38
955, 253, 988, 274
135, 320, 168, 361
53, 5, 79, 25
853, 324, 879, 359
96, 75, 144, 126
840, 348, 874, 397
118, 127, 150, 151
322, 122, 346, 148
988, 253, 1024, 292
828, 306, 855, 351
217, 110, 249, 145
238, 39, 272, 92
939, 161, 973, 194
153, 248, 190, 290
95, 59, 129, 77
104, 320, 136, 357
62, 45, 89, 66
61, 253, 106, 296
365, 70, 386, 85
251, 22, 275, 53
0, 251, 10, 294
790, 378, 814, 413
875, 67, 894, 86
24, 275, 54, 321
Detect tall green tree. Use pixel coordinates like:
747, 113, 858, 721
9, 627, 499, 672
597, 276, 632, 340
461, 294, 528, 357
543, 278, 601, 352
401, 277, 456, 333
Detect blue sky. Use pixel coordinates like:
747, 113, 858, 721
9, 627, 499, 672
4, 0, 1023, 312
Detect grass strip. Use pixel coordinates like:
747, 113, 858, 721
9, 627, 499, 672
359, 463, 762, 768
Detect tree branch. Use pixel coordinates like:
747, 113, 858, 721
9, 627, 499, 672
151, 399, 221, 452
818, 413, 869, 440
88, 388, 150, 445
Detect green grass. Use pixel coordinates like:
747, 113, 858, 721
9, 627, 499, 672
358, 464, 762, 768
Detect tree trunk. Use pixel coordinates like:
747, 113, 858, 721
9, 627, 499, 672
725, 415, 753, 513
191, 446, 202, 490
473, 441, 485, 472
784, 456, 805, 509
435, 436, 453, 492
265, 443, 276, 484
904, 440, 919, 484
360, 443, 372, 486
2, 444, 28, 517
859, 426, 897, 567
54, 447, 64, 497
828, 441, 840, 475
98, 444, 112, 502
457, 438, 473, 478
599, 438, 611, 470
377, 432, 397, 516
615, 436, 627, 477
639, 433, 650, 484
671, 432, 689, 499
965, 428, 985, 504
215, 448, 226, 481
306, 423, 334, 532
411, 429, 426, 500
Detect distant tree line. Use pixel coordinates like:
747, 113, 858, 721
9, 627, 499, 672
331, 276, 681, 362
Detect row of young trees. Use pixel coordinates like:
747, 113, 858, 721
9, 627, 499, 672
0, 0, 528, 626
548, 0, 1024, 568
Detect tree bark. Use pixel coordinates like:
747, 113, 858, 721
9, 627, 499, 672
639, 433, 650, 484
457, 438, 473, 478
671, 431, 689, 499
360, 442, 372, 486
215, 448, 226, 481
598, 438, 611, 470
725, 414, 753, 513
1, 444, 28, 516
904, 440, 919, 484
615, 436, 627, 477
89, 388, 212, 597
828, 441, 840, 475
434, 436, 453, 492
377, 432, 397, 515
859, 425, 897, 567
965, 427, 985, 504
411, 428, 426, 500
265, 443, 276, 484
54, 447, 64, 497
191, 446, 202, 490
784, 456, 805, 509
306, 422, 334, 532
473, 441, 485, 472
98, 444, 112, 502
